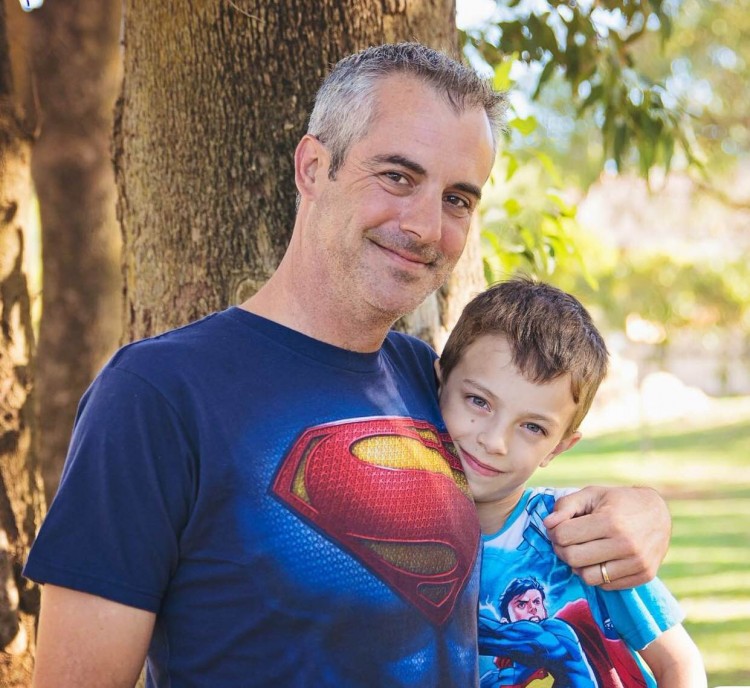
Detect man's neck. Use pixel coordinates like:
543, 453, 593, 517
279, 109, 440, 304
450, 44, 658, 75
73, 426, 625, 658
241, 270, 395, 353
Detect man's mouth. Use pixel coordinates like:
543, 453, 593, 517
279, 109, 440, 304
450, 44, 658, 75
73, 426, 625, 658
366, 232, 439, 268
377, 243, 432, 267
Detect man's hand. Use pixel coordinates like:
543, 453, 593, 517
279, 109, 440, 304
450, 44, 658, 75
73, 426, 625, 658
542, 486, 671, 590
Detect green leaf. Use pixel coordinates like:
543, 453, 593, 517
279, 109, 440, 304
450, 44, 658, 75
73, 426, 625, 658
509, 116, 538, 136
504, 152, 519, 181
532, 60, 557, 100
613, 124, 628, 170
503, 198, 522, 216
533, 151, 562, 186
493, 58, 514, 92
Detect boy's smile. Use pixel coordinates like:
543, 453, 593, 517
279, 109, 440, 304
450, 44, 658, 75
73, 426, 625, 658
437, 334, 581, 531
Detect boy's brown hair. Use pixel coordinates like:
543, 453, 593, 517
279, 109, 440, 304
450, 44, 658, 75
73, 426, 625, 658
439, 276, 609, 435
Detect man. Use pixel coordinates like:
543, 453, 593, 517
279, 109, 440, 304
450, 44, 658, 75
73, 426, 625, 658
25, 44, 670, 687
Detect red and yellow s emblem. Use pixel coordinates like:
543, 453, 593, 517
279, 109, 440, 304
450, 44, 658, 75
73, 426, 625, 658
272, 417, 480, 626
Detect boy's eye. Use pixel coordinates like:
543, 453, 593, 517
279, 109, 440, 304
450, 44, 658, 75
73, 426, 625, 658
523, 422, 546, 436
468, 395, 489, 410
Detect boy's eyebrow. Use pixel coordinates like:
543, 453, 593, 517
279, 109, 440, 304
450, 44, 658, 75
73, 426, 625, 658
370, 154, 483, 202
464, 378, 499, 402
524, 412, 562, 429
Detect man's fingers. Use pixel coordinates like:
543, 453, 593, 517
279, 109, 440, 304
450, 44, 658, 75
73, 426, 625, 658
573, 560, 655, 590
545, 485, 671, 589
542, 486, 606, 529
547, 512, 619, 552
554, 533, 659, 590
550, 531, 633, 572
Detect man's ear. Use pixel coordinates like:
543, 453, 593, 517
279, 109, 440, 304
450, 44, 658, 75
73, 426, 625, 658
294, 134, 330, 198
540, 431, 582, 468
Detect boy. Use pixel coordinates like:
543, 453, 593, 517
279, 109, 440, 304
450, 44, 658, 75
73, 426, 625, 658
436, 276, 706, 687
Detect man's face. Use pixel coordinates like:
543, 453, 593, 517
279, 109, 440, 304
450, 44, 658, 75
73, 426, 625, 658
506, 589, 548, 623
304, 74, 495, 322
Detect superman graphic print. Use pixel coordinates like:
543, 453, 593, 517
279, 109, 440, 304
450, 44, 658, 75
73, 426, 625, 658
25, 308, 483, 687
478, 488, 684, 688
273, 417, 479, 626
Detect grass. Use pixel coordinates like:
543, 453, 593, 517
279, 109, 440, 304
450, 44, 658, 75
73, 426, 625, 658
529, 397, 750, 687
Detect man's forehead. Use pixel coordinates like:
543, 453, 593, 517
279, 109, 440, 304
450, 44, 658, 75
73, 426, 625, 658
370, 73, 471, 120
355, 80, 494, 183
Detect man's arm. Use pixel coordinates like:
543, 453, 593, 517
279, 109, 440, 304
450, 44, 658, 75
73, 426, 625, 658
33, 585, 155, 688
542, 486, 671, 589
639, 624, 707, 688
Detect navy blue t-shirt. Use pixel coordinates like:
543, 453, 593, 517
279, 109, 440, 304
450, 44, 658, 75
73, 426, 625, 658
25, 308, 482, 687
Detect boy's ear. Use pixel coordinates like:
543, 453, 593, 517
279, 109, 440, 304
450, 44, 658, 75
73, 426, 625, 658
294, 134, 330, 198
540, 431, 582, 468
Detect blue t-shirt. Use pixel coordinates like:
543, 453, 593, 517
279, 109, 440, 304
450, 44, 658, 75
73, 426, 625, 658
25, 308, 482, 687
478, 487, 684, 687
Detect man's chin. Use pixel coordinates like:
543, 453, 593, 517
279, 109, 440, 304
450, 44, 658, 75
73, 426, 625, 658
367, 288, 437, 323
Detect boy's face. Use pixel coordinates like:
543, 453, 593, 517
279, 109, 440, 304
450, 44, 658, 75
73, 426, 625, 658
437, 334, 581, 507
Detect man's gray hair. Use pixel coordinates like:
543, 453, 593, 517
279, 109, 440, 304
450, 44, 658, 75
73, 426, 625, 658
307, 43, 508, 178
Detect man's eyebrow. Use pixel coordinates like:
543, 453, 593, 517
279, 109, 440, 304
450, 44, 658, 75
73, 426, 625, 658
452, 181, 483, 203
371, 154, 483, 202
371, 154, 426, 175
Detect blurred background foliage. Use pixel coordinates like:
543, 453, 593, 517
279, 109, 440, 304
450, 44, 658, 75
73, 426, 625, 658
456, 0, 750, 366
458, 4, 750, 683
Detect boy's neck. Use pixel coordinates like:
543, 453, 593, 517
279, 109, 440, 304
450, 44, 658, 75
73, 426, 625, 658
475, 487, 527, 535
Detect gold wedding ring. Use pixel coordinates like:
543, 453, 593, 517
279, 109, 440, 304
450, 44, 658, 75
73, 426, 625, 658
600, 562, 612, 585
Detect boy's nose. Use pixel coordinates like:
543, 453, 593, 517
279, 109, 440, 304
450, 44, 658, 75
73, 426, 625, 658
477, 425, 509, 455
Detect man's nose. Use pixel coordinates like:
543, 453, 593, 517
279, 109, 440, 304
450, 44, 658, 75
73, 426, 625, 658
400, 190, 442, 243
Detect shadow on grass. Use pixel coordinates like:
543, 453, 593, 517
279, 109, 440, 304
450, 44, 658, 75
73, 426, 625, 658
571, 419, 750, 458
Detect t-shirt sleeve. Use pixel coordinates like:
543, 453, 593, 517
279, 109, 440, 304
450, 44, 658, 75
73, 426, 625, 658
23, 365, 197, 612
598, 578, 685, 651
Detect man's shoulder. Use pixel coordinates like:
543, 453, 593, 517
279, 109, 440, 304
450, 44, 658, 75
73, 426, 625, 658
107, 308, 239, 378
384, 329, 437, 359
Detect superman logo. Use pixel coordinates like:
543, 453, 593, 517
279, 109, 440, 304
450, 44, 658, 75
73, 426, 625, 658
271, 417, 480, 626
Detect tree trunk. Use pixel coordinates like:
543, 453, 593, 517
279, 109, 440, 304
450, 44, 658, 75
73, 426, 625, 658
0, 3, 45, 684
116, 0, 480, 349
30, 0, 123, 504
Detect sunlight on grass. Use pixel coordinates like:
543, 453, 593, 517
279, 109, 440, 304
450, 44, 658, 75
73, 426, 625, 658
680, 597, 750, 622
670, 498, 750, 518
665, 547, 749, 565
659, 562, 750, 601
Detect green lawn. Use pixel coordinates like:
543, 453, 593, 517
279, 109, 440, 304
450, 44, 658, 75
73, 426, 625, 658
529, 398, 750, 687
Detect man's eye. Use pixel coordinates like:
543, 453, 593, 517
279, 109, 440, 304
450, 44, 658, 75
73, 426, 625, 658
383, 171, 408, 184
444, 194, 471, 211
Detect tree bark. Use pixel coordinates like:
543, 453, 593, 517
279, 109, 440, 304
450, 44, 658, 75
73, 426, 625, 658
116, 0, 480, 350
30, 0, 123, 504
0, 3, 45, 684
